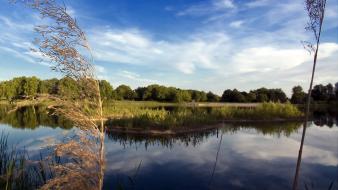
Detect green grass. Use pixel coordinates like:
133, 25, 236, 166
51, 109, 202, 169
0, 132, 56, 190
105, 102, 303, 129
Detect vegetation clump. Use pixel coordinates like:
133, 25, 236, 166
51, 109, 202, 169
106, 102, 303, 130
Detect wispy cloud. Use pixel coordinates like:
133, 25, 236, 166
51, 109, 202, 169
89, 29, 227, 74
118, 70, 158, 84
0, 16, 34, 30
94, 65, 106, 74
177, 0, 236, 17
245, 0, 271, 8
229, 20, 244, 28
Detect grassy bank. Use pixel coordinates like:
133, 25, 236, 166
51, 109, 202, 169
105, 102, 303, 130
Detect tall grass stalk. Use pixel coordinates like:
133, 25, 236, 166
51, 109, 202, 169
11, 0, 106, 189
293, 1, 326, 189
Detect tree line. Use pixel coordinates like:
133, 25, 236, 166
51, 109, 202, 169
0, 76, 337, 103
290, 83, 338, 104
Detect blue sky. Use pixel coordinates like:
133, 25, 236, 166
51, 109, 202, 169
0, 0, 337, 96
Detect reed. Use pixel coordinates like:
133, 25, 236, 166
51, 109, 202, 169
0, 132, 54, 190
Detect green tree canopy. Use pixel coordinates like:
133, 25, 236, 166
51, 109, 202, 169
115, 85, 136, 100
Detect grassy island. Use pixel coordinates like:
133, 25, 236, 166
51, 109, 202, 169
104, 102, 303, 132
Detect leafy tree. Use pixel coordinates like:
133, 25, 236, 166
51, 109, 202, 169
38, 78, 58, 94
326, 83, 336, 101
257, 93, 268, 102
151, 85, 169, 101
335, 82, 338, 100
269, 89, 287, 103
57, 77, 80, 99
199, 91, 208, 102
191, 90, 207, 102
166, 87, 178, 102
221, 89, 246, 102
246, 92, 257, 102
311, 84, 328, 101
221, 89, 232, 102
115, 85, 136, 100
99, 80, 114, 101
291, 86, 306, 104
174, 90, 191, 103
23, 76, 40, 98
134, 87, 147, 100
251, 88, 287, 103
206, 91, 220, 102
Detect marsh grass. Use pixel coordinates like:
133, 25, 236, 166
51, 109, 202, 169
0, 132, 58, 190
106, 102, 303, 129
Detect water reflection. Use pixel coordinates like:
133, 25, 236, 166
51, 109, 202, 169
0, 105, 73, 129
105, 122, 303, 149
104, 122, 337, 190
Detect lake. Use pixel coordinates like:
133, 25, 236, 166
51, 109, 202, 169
0, 105, 337, 190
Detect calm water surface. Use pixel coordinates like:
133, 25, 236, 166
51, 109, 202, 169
0, 106, 337, 190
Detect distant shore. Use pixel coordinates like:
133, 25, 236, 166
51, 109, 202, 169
2, 97, 336, 136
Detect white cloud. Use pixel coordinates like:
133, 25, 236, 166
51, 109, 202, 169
118, 70, 158, 84
87, 23, 338, 95
214, 0, 236, 9
94, 65, 106, 73
119, 70, 140, 80
0, 16, 34, 30
229, 20, 244, 28
90, 29, 228, 74
177, 0, 236, 17
231, 47, 309, 73
245, 0, 271, 8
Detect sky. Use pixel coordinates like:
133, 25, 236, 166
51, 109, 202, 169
0, 0, 337, 96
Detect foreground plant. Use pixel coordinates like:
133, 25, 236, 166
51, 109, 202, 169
12, 0, 106, 189
293, 0, 327, 190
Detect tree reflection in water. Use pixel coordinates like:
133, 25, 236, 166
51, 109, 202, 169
0, 105, 73, 130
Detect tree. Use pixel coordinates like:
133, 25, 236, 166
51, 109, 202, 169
23, 76, 40, 98
115, 85, 136, 100
206, 91, 220, 102
269, 89, 287, 103
57, 77, 80, 99
166, 87, 178, 102
0, 81, 17, 100
174, 90, 191, 103
191, 91, 207, 102
257, 93, 268, 102
38, 78, 58, 94
221, 89, 232, 102
134, 87, 147, 100
311, 84, 329, 101
151, 85, 169, 101
291, 86, 306, 104
335, 82, 338, 100
326, 83, 335, 101
246, 92, 257, 102
0, 82, 4, 99
99, 80, 114, 101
